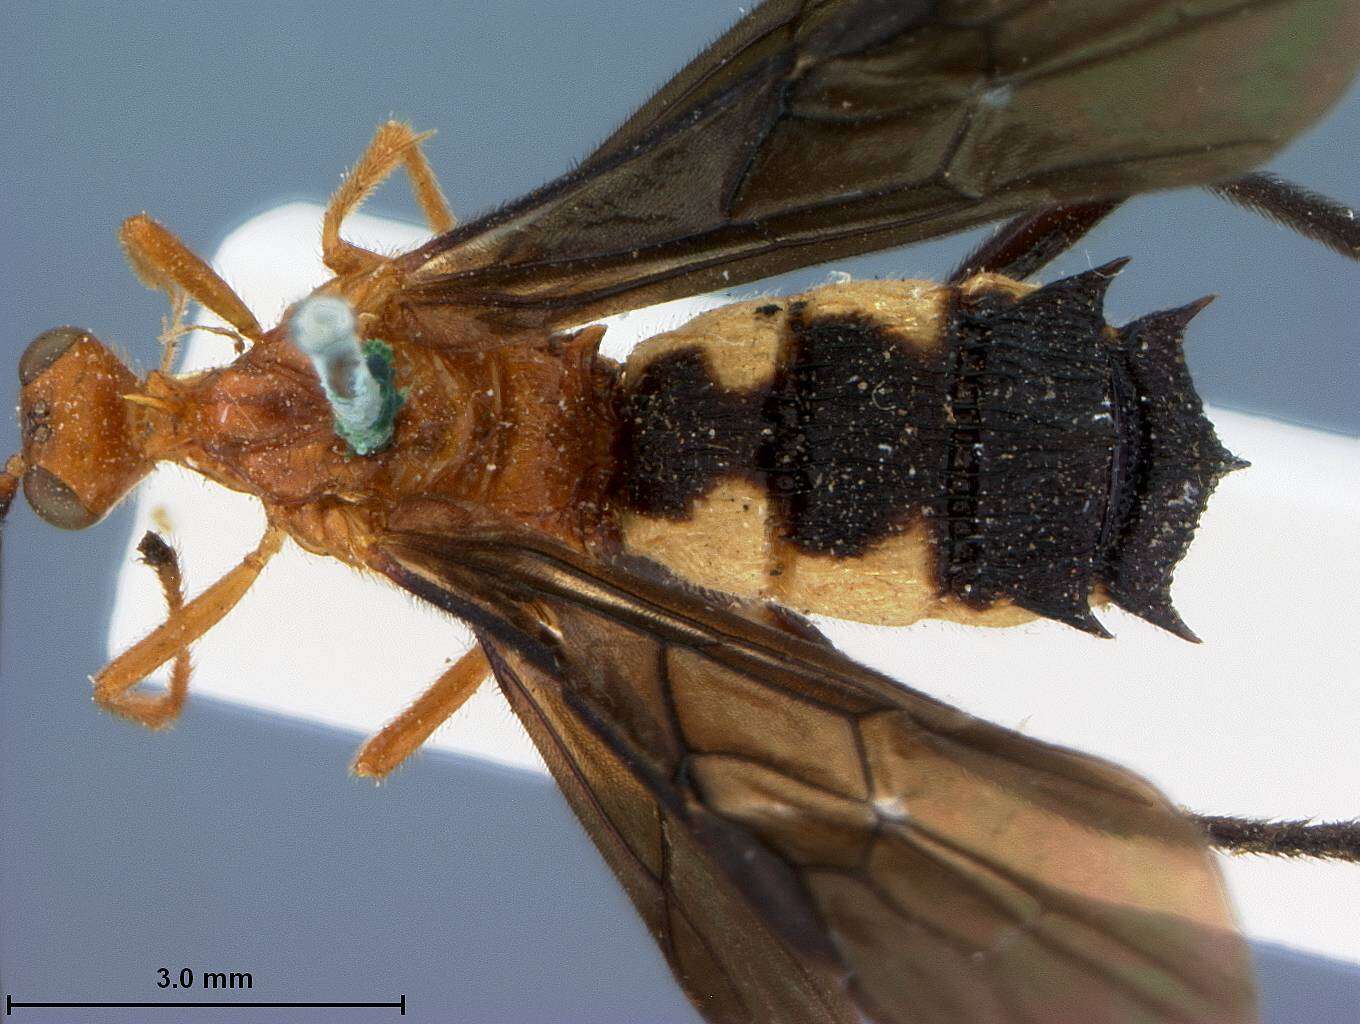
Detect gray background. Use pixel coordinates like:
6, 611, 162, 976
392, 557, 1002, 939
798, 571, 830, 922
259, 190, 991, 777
2, 2, 1357, 1022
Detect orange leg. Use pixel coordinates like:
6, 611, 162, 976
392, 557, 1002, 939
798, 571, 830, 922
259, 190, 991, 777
322, 120, 456, 276
95, 533, 191, 729
352, 644, 490, 779
120, 213, 264, 358
0, 454, 23, 522
93, 525, 285, 728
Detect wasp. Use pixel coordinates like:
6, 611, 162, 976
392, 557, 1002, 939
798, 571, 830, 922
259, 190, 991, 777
4, 3, 1360, 1022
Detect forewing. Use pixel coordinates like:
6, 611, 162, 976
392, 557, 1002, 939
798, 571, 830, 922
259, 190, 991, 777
375, 524, 1257, 1024
397, 0, 1360, 328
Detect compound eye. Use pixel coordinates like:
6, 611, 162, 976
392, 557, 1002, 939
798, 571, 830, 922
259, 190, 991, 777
19, 326, 90, 387
23, 465, 100, 530
18, 326, 150, 530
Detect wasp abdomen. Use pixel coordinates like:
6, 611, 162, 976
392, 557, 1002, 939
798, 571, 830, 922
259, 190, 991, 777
615, 272, 1239, 637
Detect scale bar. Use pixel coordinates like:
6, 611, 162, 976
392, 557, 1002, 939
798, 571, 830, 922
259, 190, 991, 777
6, 995, 405, 1015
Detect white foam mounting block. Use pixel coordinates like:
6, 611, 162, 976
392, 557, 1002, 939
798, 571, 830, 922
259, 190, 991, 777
109, 204, 1359, 965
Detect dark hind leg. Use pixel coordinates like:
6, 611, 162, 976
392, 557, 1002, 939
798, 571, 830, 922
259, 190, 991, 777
948, 199, 1123, 283
1194, 814, 1360, 864
950, 173, 1360, 283
946, 177, 1360, 864
1208, 172, 1360, 259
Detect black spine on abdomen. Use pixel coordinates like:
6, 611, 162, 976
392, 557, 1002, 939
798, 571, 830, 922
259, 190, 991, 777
1101, 301, 1245, 641
942, 265, 1124, 635
939, 265, 1240, 638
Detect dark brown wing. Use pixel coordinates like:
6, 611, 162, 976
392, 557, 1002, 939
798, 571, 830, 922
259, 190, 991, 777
395, 0, 1360, 329
373, 522, 1257, 1024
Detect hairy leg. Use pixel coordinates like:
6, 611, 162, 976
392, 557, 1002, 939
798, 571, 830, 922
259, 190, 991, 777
352, 645, 491, 778
93, 526, 285, 726
322, 120, 455, 276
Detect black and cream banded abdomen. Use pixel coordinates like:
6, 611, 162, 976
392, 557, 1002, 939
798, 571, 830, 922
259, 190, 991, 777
614, 268, 1241, 638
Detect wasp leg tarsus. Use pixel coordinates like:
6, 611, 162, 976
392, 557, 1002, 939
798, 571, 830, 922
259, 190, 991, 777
322, 120, 455, 276
92, 526, 285, 727
1210, 172, 1360, 260
93, 532, 191, 729
352, 644, 490, 779
1195, 814, 1360, 864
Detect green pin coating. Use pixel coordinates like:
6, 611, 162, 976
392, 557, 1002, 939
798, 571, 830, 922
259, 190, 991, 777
289, 296, 405, 455
343, 338, 404, 455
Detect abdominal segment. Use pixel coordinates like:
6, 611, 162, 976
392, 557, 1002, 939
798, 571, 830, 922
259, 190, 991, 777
614, 273, 1240, 637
